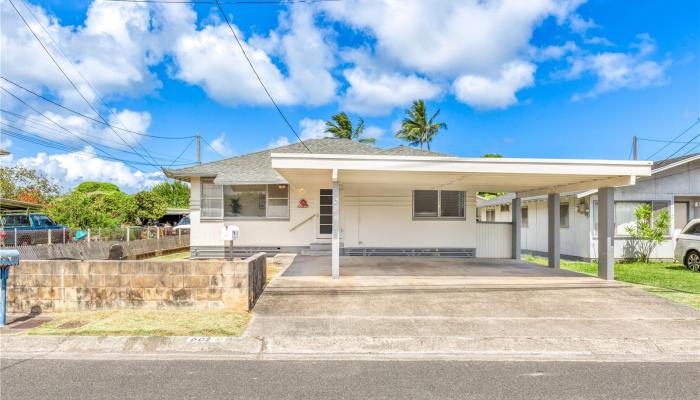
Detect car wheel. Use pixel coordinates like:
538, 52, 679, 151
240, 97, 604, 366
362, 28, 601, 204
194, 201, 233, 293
685, 250, 700, 272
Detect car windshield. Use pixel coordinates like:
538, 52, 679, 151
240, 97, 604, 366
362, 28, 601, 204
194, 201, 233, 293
32, 215, 56, 227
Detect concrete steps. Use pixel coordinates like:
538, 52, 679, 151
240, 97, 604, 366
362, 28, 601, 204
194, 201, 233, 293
301, 242, 331, 256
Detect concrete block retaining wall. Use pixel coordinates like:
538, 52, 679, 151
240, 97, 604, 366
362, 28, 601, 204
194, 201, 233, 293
7, 253, 267, 313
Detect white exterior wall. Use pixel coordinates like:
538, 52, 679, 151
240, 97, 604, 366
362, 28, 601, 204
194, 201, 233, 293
341, 183, 477, 248
519, 196, 590, 259
190, 176, 330, 247
476, 223, 512, 258
189, 177, 494, 253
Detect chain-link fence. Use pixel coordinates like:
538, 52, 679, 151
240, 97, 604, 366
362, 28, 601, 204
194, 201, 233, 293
0, 226, 190, 260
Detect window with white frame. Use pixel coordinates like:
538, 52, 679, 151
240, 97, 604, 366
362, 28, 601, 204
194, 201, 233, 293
413, 190, 465, 219
223, 184, 289, 219
201, 180, 223, 219
485, 209, 495, 222
521, 207, 528, 227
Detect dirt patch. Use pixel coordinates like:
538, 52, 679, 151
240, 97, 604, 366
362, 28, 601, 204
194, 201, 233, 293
10, 319, 51, 330
58, 321, 87, 329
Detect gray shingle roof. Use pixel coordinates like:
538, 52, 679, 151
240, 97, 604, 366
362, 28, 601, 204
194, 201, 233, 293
166, 138, 449, 184
652, 152, 700, 171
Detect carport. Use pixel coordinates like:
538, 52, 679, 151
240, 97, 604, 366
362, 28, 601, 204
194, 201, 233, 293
271, 154, 652, 280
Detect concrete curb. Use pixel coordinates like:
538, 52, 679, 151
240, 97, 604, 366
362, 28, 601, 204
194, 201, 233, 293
2, 335, 699, 362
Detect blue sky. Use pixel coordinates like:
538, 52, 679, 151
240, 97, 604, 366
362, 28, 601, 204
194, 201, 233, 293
0, 0, 698, 192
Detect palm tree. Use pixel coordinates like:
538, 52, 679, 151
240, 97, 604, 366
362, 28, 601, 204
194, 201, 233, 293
395, 100, 447, 151
324, 112, 376, 144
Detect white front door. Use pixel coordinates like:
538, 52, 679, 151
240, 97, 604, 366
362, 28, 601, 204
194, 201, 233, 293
318, 188, 332, 239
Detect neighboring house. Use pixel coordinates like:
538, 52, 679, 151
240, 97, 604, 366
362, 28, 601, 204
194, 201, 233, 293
166, 137, 648, 279
477, 153, 700, 261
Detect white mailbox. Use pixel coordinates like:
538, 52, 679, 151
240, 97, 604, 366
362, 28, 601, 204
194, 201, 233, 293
221, 226, 240, 241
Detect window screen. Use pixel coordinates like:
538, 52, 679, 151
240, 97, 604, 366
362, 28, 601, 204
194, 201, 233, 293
521, 207, 528, 227
201, 180, 223, 219
413, 190, 438, 217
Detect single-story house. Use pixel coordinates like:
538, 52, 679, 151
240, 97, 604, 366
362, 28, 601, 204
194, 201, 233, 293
166, 138, 651, 279
477, 153, 700, 261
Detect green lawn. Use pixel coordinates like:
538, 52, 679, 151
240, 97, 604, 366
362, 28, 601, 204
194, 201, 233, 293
27, 309, 250, 336
150, 251, 190, 260
523, 255, 700, 309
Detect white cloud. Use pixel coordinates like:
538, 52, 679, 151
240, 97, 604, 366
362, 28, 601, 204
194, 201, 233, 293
268, 136, 290, 148
322, 0, 584, 112
568, 13, 597, 34
208, 133, 234, 157
535, 41, 578, 61
341, 67, 442, 115
298, 118, 328, 140
566, 34, 670, 100
15, 146, 163, 193
173, 5, 336, 106
453, 61, 536, 109
363, 126, 385, 140
584, 36, 614, 46
0, 0, 196, 109
322, 0, 583, 77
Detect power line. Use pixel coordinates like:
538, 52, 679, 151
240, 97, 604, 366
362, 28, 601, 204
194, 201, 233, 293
168, 137, 197, 167
1, 125, 194, 167
0, 77, 195, 140
637, 137, 700, 145
646, 117, 700, 160
200, 136, 227, 160
214, 0, 311, 153
7, 0, 162, 169
1, 86, 147, 171
0, 109, 199, 164
17, 0, 167, 168
660, 128, 700, 162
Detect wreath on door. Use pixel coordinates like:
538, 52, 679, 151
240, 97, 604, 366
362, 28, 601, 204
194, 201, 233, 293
298, 199, 308, 208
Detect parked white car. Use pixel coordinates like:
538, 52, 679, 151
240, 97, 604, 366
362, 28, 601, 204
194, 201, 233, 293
674, 218, 700, 272
172, 216, 190, 234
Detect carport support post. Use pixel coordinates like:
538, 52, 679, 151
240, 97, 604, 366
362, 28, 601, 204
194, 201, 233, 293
598, 187, 615, 280
331, 169, 340, 279
511, 198, 521, 259
547, 193, 560, 268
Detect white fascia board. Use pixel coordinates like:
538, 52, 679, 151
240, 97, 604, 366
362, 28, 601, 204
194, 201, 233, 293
271, 153, 652, 177
516, 176, 635, 198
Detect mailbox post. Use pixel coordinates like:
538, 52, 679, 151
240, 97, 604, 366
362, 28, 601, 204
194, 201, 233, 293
0, 249, 20, 326
221, 225, 240, 261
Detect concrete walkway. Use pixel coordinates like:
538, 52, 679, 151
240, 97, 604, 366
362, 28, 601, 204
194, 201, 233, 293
245, 256, 700, 360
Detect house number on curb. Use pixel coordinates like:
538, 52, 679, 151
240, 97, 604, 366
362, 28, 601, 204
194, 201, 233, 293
187, 337, 226, 343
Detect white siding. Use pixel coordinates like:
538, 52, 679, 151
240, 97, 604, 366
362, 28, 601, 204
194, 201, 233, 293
476, 223, 512, 258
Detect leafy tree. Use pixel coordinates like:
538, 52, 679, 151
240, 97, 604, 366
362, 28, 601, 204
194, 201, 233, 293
47, 185, 137, 228
478, 154, 504, 199
625, 203, 671, 263
395, 100, 447, 151
325, 112, 376, 144
150, 180, 190, 208
133, 191, 167, 224
74, 181, 120, 193
0, 165, 60, 205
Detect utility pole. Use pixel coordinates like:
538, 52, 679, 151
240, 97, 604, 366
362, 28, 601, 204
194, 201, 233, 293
632, 135, 638, 160
196, 133, 201, 164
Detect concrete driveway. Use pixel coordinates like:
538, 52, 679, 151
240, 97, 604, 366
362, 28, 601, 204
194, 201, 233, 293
246, 256, 700, 360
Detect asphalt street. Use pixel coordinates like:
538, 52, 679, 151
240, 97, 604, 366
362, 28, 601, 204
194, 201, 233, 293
1, 359, 697, 399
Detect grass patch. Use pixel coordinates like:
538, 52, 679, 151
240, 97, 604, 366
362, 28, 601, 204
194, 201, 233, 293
523, 255, 700, 309
27, 309, 250, 336
150, 251, 190, 260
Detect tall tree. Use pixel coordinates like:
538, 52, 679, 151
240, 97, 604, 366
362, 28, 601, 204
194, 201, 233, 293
0, 166, 60, 205
150, 180, 190, 208
324, 112, 376, 144
395, 100, 447, 151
